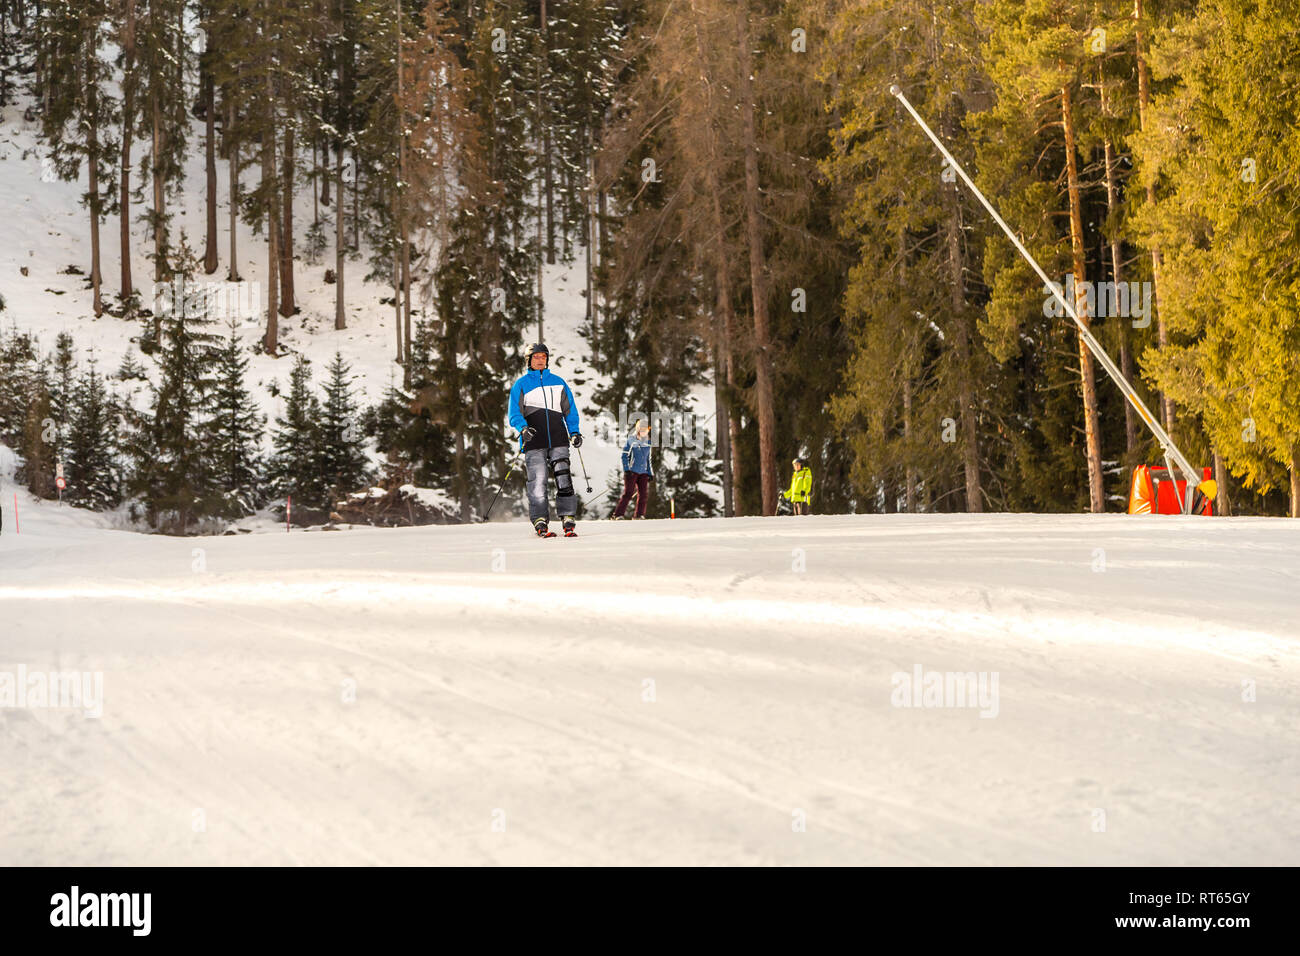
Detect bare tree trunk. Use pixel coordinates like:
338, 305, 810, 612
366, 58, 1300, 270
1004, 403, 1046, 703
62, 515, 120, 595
1063, 84, 1105, 512
227, 102, 240, 283
710, 221, 736, 517
402, 240, 412, 377
472, 404, 487, 516
320, 134, 330, 206
944, 150, 982, 513
334, 0, 348, 330
898, 215, 915, 512
597, 185, 608, 344
279, 123, 296, 316
536, 212, 544, 343
1292, 446, 1300, 519
689, 7, 734, 515
335, 143, 346, 329
119, 0, 137, 302
396, 8, 411, 382
903, 374, 916, 513
203, 59, 218, 274
87, 78, 104, 316
312, 139, 319, 227
735, 8, 778, 515
352, 159, 360, 250
540, 0, 554, 264
1135, 0, 1174, 435
585, 146, 596, 359
726, 317, 742, 516
393, 249, 403, 363
533, 0, 546, 343
456, 427, 472, 522
151, 86, 166, 282
1213, 449, 1231, 516
1101, 90, 1136, 455
263, 68, 279, 354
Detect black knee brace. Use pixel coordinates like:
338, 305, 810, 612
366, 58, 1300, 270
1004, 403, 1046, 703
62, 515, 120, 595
552, 457, 575, 500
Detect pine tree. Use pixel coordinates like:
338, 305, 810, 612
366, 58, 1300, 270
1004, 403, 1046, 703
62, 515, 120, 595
47, 331, 78, 464
0, 330, 41, 446
136, 0, 190, 283
366, 319, 457, 506
36, 0, 118, 316
211, 0, 320, 352
113, 0, 141, 307
210, 325, 265, 516
130, 238, 223, 532
426, 0, 541, 516
66, 358, 121, 509
1132, 0, 1300, 515
316, 351, 369, 506
976, 0, 1111, 513
18, 364, 58, 499
267, 354, 324, 505
822, 0, 995, 514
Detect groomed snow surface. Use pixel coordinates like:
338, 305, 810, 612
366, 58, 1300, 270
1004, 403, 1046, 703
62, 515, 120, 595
2, 497, 1297, 865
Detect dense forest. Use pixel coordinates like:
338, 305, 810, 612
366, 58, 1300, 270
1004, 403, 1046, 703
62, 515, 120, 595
0, 0, 1296, 531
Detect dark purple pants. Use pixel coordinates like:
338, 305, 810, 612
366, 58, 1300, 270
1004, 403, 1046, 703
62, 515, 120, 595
614, 472, 651, 518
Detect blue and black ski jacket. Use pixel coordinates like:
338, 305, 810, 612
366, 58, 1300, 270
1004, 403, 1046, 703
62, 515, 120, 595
508, 368, 580, 452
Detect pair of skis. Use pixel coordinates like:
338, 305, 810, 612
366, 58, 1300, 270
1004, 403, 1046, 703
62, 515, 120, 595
535, 520, 577, 538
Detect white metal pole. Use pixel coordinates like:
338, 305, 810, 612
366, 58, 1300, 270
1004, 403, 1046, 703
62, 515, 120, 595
888, 85, 1202, 511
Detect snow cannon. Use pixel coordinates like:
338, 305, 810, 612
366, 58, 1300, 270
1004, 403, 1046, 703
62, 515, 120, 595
1128, 465, 1217, 516
889, 85, 1217, 517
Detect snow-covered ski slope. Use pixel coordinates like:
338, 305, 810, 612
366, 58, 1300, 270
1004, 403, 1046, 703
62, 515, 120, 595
2, 501, 1296, 865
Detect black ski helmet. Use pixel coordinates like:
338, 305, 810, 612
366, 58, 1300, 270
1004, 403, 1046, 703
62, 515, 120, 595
526, 342, 550, 365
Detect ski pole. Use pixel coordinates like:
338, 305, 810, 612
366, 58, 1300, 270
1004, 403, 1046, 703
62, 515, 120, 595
574, 445, 592, 493
561, 417, 593, 492
483, 451, 524, 522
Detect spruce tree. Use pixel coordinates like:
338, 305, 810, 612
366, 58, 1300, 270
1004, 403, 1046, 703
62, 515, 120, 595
366, 320, 456, 501
48, 331, 77, 463
1132, 0, 1300, 515
136, 0, 190, 282
976, 0, 1112, 512
35, 0, 118, 316
317, 351, 369, 507
268, 355, 324, 506
66, 359, 121, 509
131, 239, 223, 532
17, 360, 58, 499
210, 325, 265, 517
0, 330, 41, 445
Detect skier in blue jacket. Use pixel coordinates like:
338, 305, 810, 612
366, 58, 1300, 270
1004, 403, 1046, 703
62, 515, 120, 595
508, 343, 582, 536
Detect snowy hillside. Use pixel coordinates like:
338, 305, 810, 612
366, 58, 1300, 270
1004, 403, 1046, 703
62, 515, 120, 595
0, 92, 714, 502
2, 495, 1296, 865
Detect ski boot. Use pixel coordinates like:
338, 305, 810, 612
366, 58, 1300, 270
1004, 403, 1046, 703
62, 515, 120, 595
562, 517, 577, 537
534, 517, 555, 538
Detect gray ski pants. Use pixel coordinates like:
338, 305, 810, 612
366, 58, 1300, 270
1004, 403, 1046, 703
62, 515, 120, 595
524, 446, 576, 522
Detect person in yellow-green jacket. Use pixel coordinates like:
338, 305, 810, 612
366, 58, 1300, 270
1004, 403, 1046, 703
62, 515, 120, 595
781, 457, 813, 515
